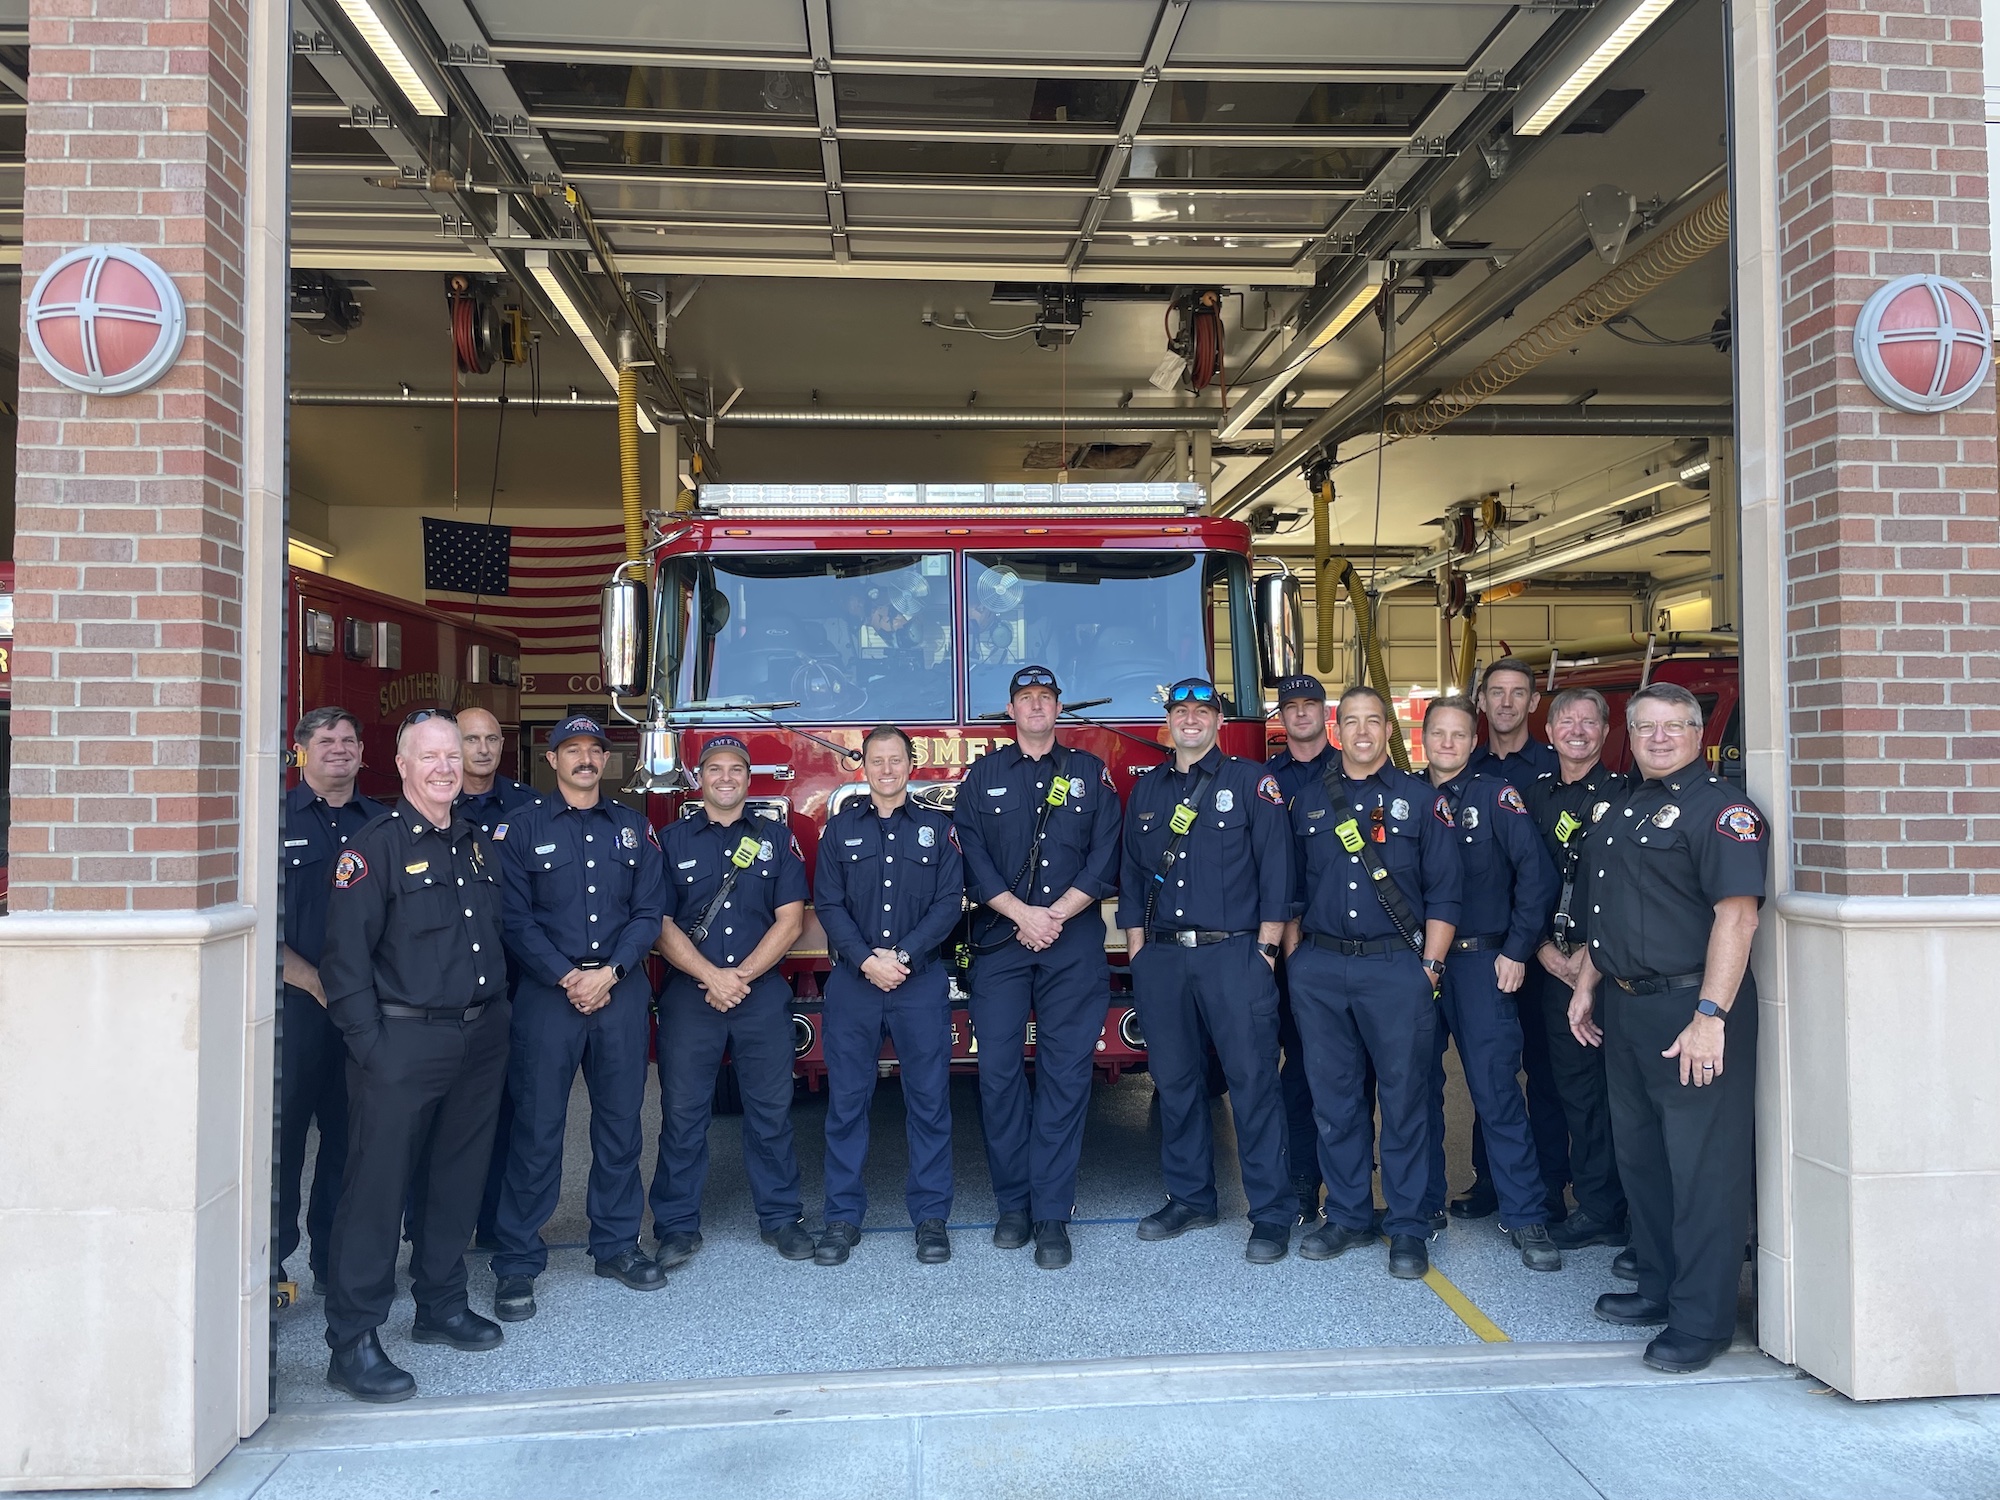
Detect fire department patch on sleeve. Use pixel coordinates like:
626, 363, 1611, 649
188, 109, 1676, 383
332, 850, 368, 888
947, 824, 961, 852
1101, 764, 1117, 790
1716, 804, 1763, 843
790, 834, 804, 860
1257, 774, 1284, 805
1498, 786, 1527, 815
1433, 796, 1455, 827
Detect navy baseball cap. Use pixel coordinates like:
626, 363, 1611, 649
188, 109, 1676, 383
697, 734, 751, 768
1008, 664, 1062, 699
1165, 677, 1219, 709
549, 714, 609, 750
1276, 674, 1326, 705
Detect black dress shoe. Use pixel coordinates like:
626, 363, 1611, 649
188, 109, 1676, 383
1548, 1209, 1630, 1250
1428, 1209, 1449, 1238
1388, 1234, 1429, 1279
761, 1219, 816, 1262
1595, 1291, 1670, 1326
992, 1210, 1032, 1250
412, 1307, 503, 1351
1644, 1327, 1732, 1373
595, 1247, 668, 1291
493, 1275, 536, 1323
655, 1230, 704, 1269
1292, 1176, 1324, 1225
1611, 1247, 1640, 1282
1299, 1222, 1374, 1262
815, 1221, 861, 1266
1033, 1220, 1072, 1269
1245, 1222, 1290, 1264
915, 1218, 952, 1263
1136, 1199, 1219, 1241
1511, 1223, 1563, 1272
325, 1330, 416, 1404
1449, 1184, 1498, 1220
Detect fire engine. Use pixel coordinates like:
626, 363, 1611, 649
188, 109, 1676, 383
597, 483, 1304, 1088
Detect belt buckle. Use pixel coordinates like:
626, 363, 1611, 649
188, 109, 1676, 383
1175, 930, 1198, 948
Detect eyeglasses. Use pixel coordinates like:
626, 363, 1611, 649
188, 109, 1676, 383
401, 708, 457, 728
1631, 719, 1700, 738
1166, 683, 1217, 705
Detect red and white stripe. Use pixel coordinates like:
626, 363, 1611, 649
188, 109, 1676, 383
426, 522, 628, 653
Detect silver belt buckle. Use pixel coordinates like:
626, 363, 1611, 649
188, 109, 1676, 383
1175, 930, 1199, 947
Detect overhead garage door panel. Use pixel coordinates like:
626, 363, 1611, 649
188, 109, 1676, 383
826, 0, 1160, 60
841, 189, 1092, 226
472, 0, 810, 49
1169, 0, 1509, 66
581, 182, 832, 222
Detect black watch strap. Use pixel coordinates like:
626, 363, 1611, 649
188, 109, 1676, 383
1695, 997, 1724, 1018
1257, 941, 1280, 959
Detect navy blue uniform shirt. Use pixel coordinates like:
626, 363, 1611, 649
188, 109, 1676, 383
953, 740, 1122, 908
813, 797, 965, 969
454, 774, 539, 839
1115, 746, 1292, 934
1432, 768, 1558, 961
1469, 737, 1559, 784
660, 807, 809, 969
281, 780, 386, 966
1265, 740, 1339, 805
500, 794, 668, 987
1288, 760, 1462, 941
1523, 762, 1629, 949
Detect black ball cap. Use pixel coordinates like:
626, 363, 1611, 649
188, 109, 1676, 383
1276, 674, 1326, 705
1008, 664, 1062, 699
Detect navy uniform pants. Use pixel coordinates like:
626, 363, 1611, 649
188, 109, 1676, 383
1462, 985, 1572, 1215
820, 962, 953, 1227
1533, 965, 1625, 1224
1425, 954, 1552, 1228
491, 972, 652, 1276
650, 971, 804, 1234
968, 920, 1107, 1223
324, 1000, 509, 1352
1287, 943, 1434, 1239
278, 983, 349, 1280
1273, 959, 1324, 1193
1129, 935, 1291, 1227
1605, 976, 1757, 1341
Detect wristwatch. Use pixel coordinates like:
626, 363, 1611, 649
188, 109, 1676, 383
1695, 997, 1725, 1019
895, 948, 912, 967
1257, 941, 1280, 960
1422, 957, 1445, 982
610, 963, 626, 982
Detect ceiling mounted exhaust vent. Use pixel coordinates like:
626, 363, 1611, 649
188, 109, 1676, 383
1022, 442, 1153, 471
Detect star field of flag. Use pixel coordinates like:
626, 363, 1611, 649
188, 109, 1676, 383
422, 517, 511, 596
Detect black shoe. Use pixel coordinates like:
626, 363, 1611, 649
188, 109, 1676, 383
1611, 1247, 1640, 1283
761, 1219, 816, 1262
1245, 1222, 1290, 1264
815, 1222, 861, 1266
1292, 1176, 1324, 1225
1388, 1234, 1429, 1280
1595, 1291, 1670, 1327
1449, 1184, 1498, 1220
1643, 1327, 1732, 1373
595, 1247, 668, 1291
915, 1218, 952, 1264
325, 1330, 416, 1404
1548, 1209, 1630, 1250
1510, 1222, 1563, 1272
1033, 1220, 1072, 1270
992, 1210, 1032, 1250
1136, 1199, 1219, 1242
1299, 1222, 1374, 1262
492, 1275, 536, 1323
411, 1307, 504, 1351
654, 1230, 704, 1270
1428, 1209, 1449, 1238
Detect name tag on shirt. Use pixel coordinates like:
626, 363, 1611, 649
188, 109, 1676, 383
283, 838, 310, 848
405, 860, 429, 874
536, 843, 557, 855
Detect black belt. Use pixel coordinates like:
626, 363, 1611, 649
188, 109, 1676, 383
1148, 928, 1252, 947
379, 1000, 491, 1022
1305, 933, 1403, 957
1611, 971, 1705, 995
1450, 933, 1507, 953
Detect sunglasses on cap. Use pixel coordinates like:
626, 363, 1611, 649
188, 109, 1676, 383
1013, 670, 1057, 689
1166, 683, 1217, 706
401, 708, 457, 728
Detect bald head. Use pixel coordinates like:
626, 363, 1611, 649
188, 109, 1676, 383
457, 706, 505, 792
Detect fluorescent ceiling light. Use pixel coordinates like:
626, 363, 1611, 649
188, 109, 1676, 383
333, 0, 445, 118
1217, 260, 1383, 442
1514, 0, 1675, 136
1466, 499, 1710, 591
287, 532, 337, 560
525, 251, 657, 432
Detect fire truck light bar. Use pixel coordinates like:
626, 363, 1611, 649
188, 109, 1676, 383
697, 483, 1205, 516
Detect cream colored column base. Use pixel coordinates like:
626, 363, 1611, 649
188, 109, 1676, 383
1775, 894, 2000, 1401
0, 907, 269, 1491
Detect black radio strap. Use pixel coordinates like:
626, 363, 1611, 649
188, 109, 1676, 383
971, 746, 1073, 955
1321, 764, 1426, 955
684, 828, 765, 944
1141, 762, 1218, 931
1549, 805, 1586, 953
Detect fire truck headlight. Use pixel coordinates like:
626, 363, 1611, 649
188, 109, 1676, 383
793, 1013, 816, 1058
1118, 1008, 1145, 1051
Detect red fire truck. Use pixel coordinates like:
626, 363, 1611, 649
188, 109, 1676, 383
598, 483, 1302, 1088
288, 567, 525, 797
1531, 648, 1743, 782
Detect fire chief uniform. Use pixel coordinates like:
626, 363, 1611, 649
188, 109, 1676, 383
318, 802, 510, 1354
650, 810, 809, 1238
1583, 771, 1766, 1342
814, 799, 965, 1228
492, 796, 667, 1278
278, 778, 384, 1287
954, 741, 1122, 1227
1286, 766, 1460, 1241
1117, 749, 1294, 1229
1421, 770, 1559, 1230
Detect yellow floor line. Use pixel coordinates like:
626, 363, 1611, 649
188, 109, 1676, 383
1421, 1265, 1512, 1343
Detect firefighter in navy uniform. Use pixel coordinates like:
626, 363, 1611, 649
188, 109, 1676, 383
1284, 685, 1459, 1281
1415, 697, 1564, 1272
812, 724, 966, 1267
318, 711, 510, 1403
490, 715, 669, 1324
953, 666, 1122, 1271
277, 707, 385, 1298
1524, 686, 1632, 1260
1118, 677, 1295, 1265
1264, 674, 1338, 1224
1569, 682, 1766, 1374
650, 735, 814, 1265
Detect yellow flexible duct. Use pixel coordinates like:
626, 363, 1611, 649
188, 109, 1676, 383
1314, 479, 1337, 674
1454, 611, 1478, 695
1332, 555, 1411, 771
617, 364, 644, 563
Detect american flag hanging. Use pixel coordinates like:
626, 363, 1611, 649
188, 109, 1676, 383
425, 521, 629, 653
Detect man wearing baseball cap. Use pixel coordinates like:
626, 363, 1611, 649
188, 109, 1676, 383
649, 735, 814, 1264
490, 716, 669, 1323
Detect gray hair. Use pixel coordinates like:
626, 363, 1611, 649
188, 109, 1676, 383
1626, 681, 1703, 726
1547, 686, 1610, 726
293, 705, 363, 746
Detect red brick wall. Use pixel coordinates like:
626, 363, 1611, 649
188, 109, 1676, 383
9, 0, 251, 910
1776, 0, 2000, 897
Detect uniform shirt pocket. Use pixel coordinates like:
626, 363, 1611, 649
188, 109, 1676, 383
395, 864, 455, 934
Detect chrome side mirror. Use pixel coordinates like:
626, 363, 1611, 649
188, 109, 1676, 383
601, 561, 651, 717
1255, 568, 1303, 684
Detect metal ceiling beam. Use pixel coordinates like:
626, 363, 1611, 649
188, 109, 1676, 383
1070, 0, 1188, 272
801, 0, 847, 263
526, 109, 1407, 149
558, 167, 1368, 199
